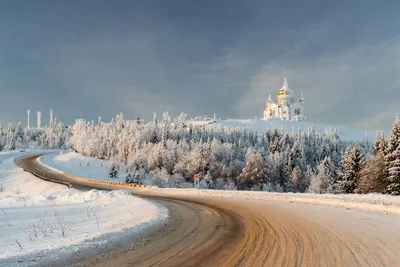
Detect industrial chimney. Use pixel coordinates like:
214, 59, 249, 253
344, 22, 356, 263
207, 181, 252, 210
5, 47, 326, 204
27, 109, 31, 128
50, 108, 53, 125
37, 111, 41, 128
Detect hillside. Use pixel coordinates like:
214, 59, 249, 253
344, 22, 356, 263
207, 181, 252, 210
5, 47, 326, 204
187, 118, 377, 142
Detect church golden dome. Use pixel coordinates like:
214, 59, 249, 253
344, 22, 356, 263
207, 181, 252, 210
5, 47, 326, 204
278, 77, 294, 95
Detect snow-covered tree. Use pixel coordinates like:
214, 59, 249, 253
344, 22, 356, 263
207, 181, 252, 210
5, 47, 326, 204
357, 153, 388, 193
357, 132, 389, 194
384, 117, 400, 195
237, 148, 265, 190
288, 166, 305, 192
337, 145, 365, 193
150, 168, 170, 188
373, 131, 388, 155
386, 143, 400, 195
108, 164, 118, 178
57, 111, 376, 192
308, 157, 336, 193
186, 141, 211, 176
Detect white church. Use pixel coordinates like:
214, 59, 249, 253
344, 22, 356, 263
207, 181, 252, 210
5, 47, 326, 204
263, 78, 306, 121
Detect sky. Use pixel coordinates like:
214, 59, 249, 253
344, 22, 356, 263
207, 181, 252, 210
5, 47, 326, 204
0, 0, 399, 131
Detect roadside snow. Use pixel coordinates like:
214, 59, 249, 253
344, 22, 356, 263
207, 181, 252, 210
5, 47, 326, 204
1, 151, 66, 196
0, 151, 168, 267
40, 151, 126, 183
144, 188, 400, 215
41, 151, 400, 216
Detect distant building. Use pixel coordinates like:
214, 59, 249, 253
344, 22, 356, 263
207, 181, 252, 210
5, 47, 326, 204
263, 78, 306, 121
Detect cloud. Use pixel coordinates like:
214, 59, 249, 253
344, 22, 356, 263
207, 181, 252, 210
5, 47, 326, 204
236, 39, 400, 130
1, 1, 399, 132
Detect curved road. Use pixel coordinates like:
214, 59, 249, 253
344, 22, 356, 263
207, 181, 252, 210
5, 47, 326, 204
16, 155, 400, 267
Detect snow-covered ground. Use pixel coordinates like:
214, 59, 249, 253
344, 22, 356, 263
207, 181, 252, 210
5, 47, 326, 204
186, 118, 377, 142
39, 151, 126, 183
0, 151, 168, 267
41, 151, 400, 216
0, 151, 67, 196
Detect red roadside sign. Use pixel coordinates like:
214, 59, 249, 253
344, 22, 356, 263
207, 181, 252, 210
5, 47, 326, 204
194, 174, 200, 179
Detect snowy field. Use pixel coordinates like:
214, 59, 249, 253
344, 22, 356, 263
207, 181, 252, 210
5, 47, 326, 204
39, 151, 126, 183
0, 151, 167, 267
216, 119, 377, 142
41, 151, 400, 216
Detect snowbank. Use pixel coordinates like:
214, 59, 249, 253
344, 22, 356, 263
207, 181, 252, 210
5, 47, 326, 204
39, 151, 126, 183
0, 151, 168, 266
1, 151, 67, 195
143, 188, 400, 215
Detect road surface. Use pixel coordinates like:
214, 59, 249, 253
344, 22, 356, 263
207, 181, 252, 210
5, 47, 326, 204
15, 155, 400, 267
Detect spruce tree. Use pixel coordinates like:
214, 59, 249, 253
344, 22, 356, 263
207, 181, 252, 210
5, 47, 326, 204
308, 157, 336, 193
373, 131, 387, 156
288, 142, 302, 172
357, 153, 388, 193
125, 172, 132, 183
357, 132, 389, 193
289, 166, 305, 192
386, 143, 400, 195
385, 117, 400, 161
109, 164, 118, 178
338, 145, 365, 193
385, 117, 400, 195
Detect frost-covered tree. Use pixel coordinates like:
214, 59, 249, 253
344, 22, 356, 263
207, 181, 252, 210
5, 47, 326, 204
125, 164, 141, 184
308, 157, 336, 193
357, 153, 388, 193
373, 131, 388, 156
0, 119, 71, 151
288, 166, 305, 192
384, 117, 400, 195
337, 145, 365, 193
150, 168, 170, 188
186, 141, 211, 176
287, 142, 302, 172
385, 117, 400, 163
108, 164, 118, 178
386, 143, 400, 195
63, 112, 375, 192
237, 148, 265, 190
357, 132, 389, 194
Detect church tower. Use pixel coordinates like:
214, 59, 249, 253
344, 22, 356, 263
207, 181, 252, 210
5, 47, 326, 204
277, 77, 294, 106
263, 78, 306, 121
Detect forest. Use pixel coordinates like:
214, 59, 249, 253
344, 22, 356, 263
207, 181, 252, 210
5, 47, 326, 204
1, 113, 399, 195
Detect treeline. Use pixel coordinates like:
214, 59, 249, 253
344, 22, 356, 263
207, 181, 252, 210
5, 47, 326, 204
357, 120, 400, 195
1, 113, 398, 195
70, 113, 400, 195
0, 121, 71, 151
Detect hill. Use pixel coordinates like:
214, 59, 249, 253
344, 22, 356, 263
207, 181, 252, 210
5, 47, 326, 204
187, 118, 377, 142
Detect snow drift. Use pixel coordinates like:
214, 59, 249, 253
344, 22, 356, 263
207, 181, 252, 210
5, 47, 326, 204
0, 151, 168, 266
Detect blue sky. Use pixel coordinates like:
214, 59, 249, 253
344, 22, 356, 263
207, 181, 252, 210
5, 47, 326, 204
0, 0, 399, 130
